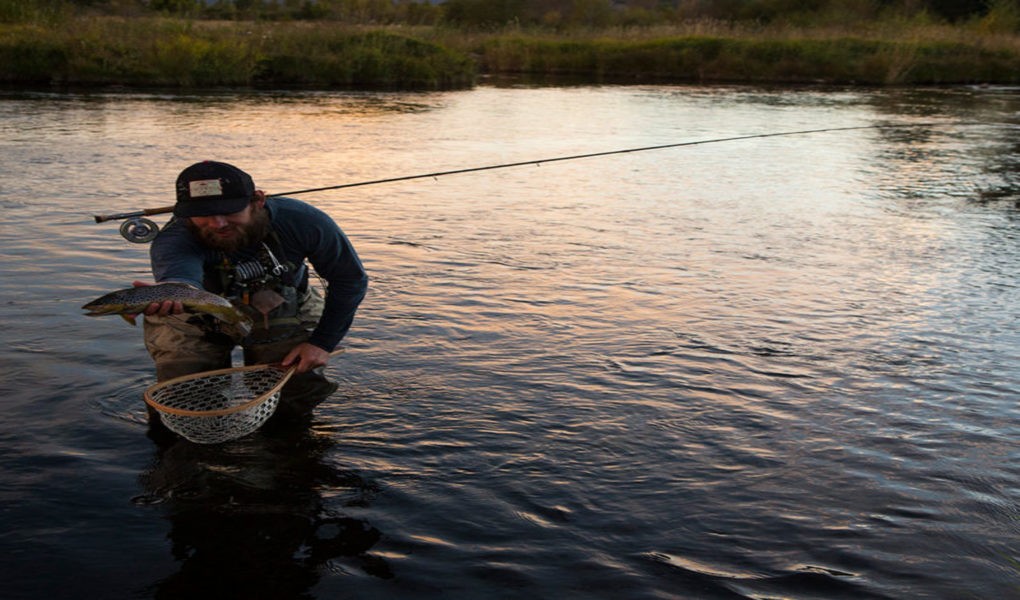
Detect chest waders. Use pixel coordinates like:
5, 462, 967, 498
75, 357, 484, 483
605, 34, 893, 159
144, 230, 336, 435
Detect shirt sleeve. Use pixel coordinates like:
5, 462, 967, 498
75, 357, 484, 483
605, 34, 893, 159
149, 218, 208, 287
286, 203, 368, 351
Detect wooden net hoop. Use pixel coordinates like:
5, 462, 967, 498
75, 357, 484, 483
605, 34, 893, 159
143, 364, 295, 444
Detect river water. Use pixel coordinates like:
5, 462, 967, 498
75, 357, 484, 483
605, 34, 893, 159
0, 84, 1017, 599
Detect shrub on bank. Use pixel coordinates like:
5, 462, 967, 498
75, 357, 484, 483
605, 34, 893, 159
0, 14, 1018, 88
0, 19, 476, 88
475, 33, 1020, 84
254, 29, 474, 88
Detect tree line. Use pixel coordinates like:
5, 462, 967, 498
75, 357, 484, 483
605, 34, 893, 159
3, 0, 1018, 30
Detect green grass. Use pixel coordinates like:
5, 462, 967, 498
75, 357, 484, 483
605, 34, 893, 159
449, 18, 1020, 85
0, 19, 476, 89
1, 16, 1018, 89
253, 28, 474, 88
470, 34, 1020, 84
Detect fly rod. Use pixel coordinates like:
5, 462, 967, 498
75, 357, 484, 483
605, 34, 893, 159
93, 121, 979, 241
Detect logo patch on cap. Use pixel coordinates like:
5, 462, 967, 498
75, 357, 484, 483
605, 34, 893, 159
189, 179, 223, 198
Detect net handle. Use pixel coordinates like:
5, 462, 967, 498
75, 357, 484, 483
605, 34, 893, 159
142, 348, 345, 417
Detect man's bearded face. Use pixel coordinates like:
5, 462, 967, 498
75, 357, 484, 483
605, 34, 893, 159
186, 202, 270, 252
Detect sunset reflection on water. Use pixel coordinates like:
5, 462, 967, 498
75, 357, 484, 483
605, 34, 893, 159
0, 85, 1017, 599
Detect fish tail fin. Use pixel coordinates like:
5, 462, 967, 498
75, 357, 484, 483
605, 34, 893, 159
206, 306, 253, 337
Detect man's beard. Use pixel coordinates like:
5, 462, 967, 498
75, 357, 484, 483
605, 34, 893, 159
186, 206, 271, 253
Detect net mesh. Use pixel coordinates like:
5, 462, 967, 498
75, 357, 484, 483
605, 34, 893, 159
144, 364, 294, 444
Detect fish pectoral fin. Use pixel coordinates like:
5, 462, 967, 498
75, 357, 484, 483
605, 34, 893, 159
119, 314, 138, 326
237, 317, 253, 336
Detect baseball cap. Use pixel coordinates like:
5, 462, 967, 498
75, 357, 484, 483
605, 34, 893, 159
174, 161, 255, 218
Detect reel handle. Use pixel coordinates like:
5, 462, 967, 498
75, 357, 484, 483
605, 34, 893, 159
94, 205, 174, 224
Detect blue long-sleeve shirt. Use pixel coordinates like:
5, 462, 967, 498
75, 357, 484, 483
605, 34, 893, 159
150, 196, 368, 351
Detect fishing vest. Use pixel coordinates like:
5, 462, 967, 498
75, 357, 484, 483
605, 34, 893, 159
203, 229, 308, 333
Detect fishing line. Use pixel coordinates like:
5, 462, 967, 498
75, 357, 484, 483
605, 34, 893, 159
268, 121, 980, 196
94, 120, 986, 241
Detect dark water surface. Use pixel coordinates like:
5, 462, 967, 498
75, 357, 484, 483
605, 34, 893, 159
0, 85, 1018, 599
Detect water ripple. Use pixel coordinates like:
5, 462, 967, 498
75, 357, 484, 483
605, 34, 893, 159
1, 86, 1019, 599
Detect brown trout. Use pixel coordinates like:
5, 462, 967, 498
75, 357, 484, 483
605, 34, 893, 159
82, 282, 252, 335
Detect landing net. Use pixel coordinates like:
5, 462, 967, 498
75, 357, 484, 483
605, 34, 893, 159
143, 364, 295, 444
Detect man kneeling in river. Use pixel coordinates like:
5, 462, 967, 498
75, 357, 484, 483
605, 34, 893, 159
138, 161, 368, 432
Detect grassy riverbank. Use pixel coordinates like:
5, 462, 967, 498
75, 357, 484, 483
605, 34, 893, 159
0, 19, 476, 89
463, 24, 1020, 85
2, 16, 1019, 89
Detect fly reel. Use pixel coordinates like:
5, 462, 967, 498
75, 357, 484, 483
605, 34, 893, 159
119, 217, 160, 243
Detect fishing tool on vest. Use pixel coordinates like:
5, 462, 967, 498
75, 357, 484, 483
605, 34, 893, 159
233, 242, 291, 284
223, 240, 298, 331
144, 349, 344, 444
